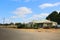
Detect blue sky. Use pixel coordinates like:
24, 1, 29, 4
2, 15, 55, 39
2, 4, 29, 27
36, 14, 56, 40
0, 0, 60, 23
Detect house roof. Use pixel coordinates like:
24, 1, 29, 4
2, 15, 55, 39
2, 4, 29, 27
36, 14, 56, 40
32, 20, 57, 23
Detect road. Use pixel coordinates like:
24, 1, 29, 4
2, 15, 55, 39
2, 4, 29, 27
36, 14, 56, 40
0, 28, 60, 40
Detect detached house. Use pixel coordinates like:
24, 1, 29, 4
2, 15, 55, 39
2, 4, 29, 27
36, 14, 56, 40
28, 20, 57, 28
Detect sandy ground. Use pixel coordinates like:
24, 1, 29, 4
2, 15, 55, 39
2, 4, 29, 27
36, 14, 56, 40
14, 28, 60, 33
2, 28, 60, 33
0, 28, 60, 40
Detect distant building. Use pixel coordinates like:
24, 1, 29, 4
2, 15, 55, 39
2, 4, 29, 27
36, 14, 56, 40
28, 20, 57, 28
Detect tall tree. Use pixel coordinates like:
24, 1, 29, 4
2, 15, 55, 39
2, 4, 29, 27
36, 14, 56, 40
15, 23, 22, 28
57, 12, 60, 24
46, 11, 59, 24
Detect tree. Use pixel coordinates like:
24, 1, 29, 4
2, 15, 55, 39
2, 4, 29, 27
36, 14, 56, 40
21, 23, 26, 28
15, 23, 22, 28
46, 11, 58, 21
32, 23, 39, 29
9, 23, 14, 25
15, 23, 26, 28
57, 12, 60, 24
46, 11, 60, 24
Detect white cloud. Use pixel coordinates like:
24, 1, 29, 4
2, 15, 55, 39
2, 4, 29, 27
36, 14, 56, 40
10, 16, 17, 19
10, 12, 49, 23
39, 2, 60, 9
13, 7, 32, 18
30, 13, 49, 20
12, 7, 50, 23
5, 19, 11, 23
57, 10, 60, 13
22, 13, 49, 23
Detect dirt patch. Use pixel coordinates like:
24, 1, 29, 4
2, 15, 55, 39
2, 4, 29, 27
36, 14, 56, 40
16, 28, 60, 33
2, 28, 60, 33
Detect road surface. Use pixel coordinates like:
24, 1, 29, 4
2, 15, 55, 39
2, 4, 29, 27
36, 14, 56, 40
0, 28, 60, 40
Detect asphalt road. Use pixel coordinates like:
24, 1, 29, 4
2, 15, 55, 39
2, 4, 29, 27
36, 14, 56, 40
0, 28, 60, 40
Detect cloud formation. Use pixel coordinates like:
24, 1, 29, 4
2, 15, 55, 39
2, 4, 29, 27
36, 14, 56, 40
13, 7, 32, 18
29, 13, 49, 20
12, 7, 49, 23
39, 2, 60, 9
57, 10, 60, 13
22, 13, 49, 23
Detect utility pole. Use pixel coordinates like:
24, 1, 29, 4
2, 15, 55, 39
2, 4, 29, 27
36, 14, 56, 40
3, 18, 5, 24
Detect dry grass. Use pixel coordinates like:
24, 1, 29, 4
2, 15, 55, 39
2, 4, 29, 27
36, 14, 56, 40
2, 28, 60, 33
16, 28, 60, 32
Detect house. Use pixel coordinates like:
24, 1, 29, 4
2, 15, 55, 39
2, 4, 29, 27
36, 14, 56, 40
28, 20, 57, 28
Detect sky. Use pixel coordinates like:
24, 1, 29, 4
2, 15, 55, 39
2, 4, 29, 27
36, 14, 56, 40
0, 0, 60, 23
